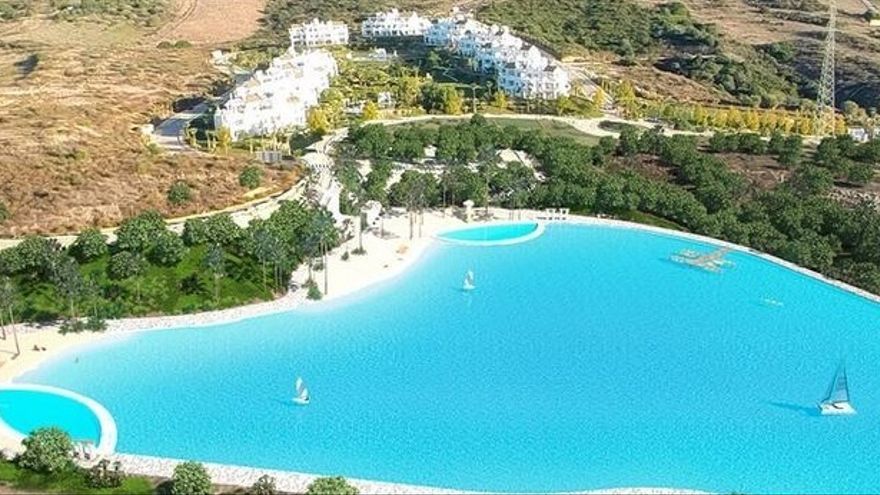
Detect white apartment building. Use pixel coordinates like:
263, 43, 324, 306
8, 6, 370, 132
423, 9, 570, 100
361, 9, 431, 38
214, 49, 338, 140
289, 18, 349, 48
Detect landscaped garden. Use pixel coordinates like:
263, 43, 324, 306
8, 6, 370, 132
0, 203, 339, 326
0, 428, 358, 495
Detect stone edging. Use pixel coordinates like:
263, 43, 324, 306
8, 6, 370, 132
0, 383, 117, 455
434, 220, 545, 246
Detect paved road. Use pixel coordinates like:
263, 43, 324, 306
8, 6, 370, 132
151, 101, 209, 152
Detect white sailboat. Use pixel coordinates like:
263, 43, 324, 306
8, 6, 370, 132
293, 377, 310, 406
819, 363, 855, 415
462, 270, 475, 291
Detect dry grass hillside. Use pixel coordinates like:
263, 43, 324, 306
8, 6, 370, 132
634, 0, 880, 108
0, 0, 292, 237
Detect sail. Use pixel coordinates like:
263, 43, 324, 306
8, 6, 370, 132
295, 377, 304, 394
300, 387, 310, 401
823, 364, 850, 404
464, 270, 474, 285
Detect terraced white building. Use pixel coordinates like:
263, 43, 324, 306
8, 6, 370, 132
423, 9, 570, 100
214, 49, 338, 140
289, 18, 350, 48
361, 9, 431, 38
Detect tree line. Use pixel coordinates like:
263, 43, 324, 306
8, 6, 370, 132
343, 114, 880, 294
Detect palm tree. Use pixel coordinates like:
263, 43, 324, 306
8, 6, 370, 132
204, 244, 226, 303
0, 278, 20, 358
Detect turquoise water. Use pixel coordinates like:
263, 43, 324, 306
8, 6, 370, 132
17, 224, 880, 493
438, 222, 538, 242
0, 390, 101, 443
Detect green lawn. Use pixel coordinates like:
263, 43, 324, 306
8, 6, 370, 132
486, 117, 602, 146
387, 116, 603, 147
15, 245, 274, 323
0, 461, 154, 495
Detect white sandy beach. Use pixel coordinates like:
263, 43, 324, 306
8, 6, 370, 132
0, 208, 478, 384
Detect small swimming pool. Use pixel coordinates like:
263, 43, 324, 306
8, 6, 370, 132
0, 388, 102, 443
438, 222, 541, 245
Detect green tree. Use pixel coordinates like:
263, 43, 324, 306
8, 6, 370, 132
555, 96, 571, 116
491, 90, 508, 109
592, 87, 606, 110
115, 210, 166, 253
0, 277, 20, 356
17, 427, 74, 474
249, 475, 277, 495
204, 244, 226, 303
442, 87, 463, 115
149, 230, 187, 266
362, 100, 380, 121
171, 461, 212, 495
395, 75, 422, 108
203, 214, 244, 248
216, 126, 232, 154
168, 181, 193, 206
69, 228, 108, 262
108, 251, 147, 280
307, 107, 331, 136
51, 255, 84, 319
239, 166, 263, 190
0, 236, 62, 280
306, 477, 358, 495
182, 218, 209, 246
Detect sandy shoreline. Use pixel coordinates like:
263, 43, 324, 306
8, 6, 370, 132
0, 209, 476, 385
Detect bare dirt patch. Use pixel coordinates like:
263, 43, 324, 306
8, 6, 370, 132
156, 0, 268, 45
0, 10, 292, 237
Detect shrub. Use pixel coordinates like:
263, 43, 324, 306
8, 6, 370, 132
115, 210, 166, 253
0, 202, 9, 223
239, 166, 263, 190
182, 218, 209, 246
173, 40, 192, 49
171, 461, 212, 495
352, 247, 366, 255
59, 318, 87, 335
249, 474, 277, 495
203, 214, 243, 247
168, 181, 193, 206
149, 231, 187, 266
306, 281, 322, 300
87, 459, 124, 489
0, 236, 61, 278
69, 228, 108, 262
16, 427, 74, 474
84, 314, 107, 332
157, 40, 173, 49
306, 477, 358, 495
108, 251, 147, 280
341, 251, 350, 261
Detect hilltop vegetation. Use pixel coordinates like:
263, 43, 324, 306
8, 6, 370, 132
480, 0, 801, 107
49, 0, 167, 24
0, 1, 30, 21
0, 0, 168, 24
